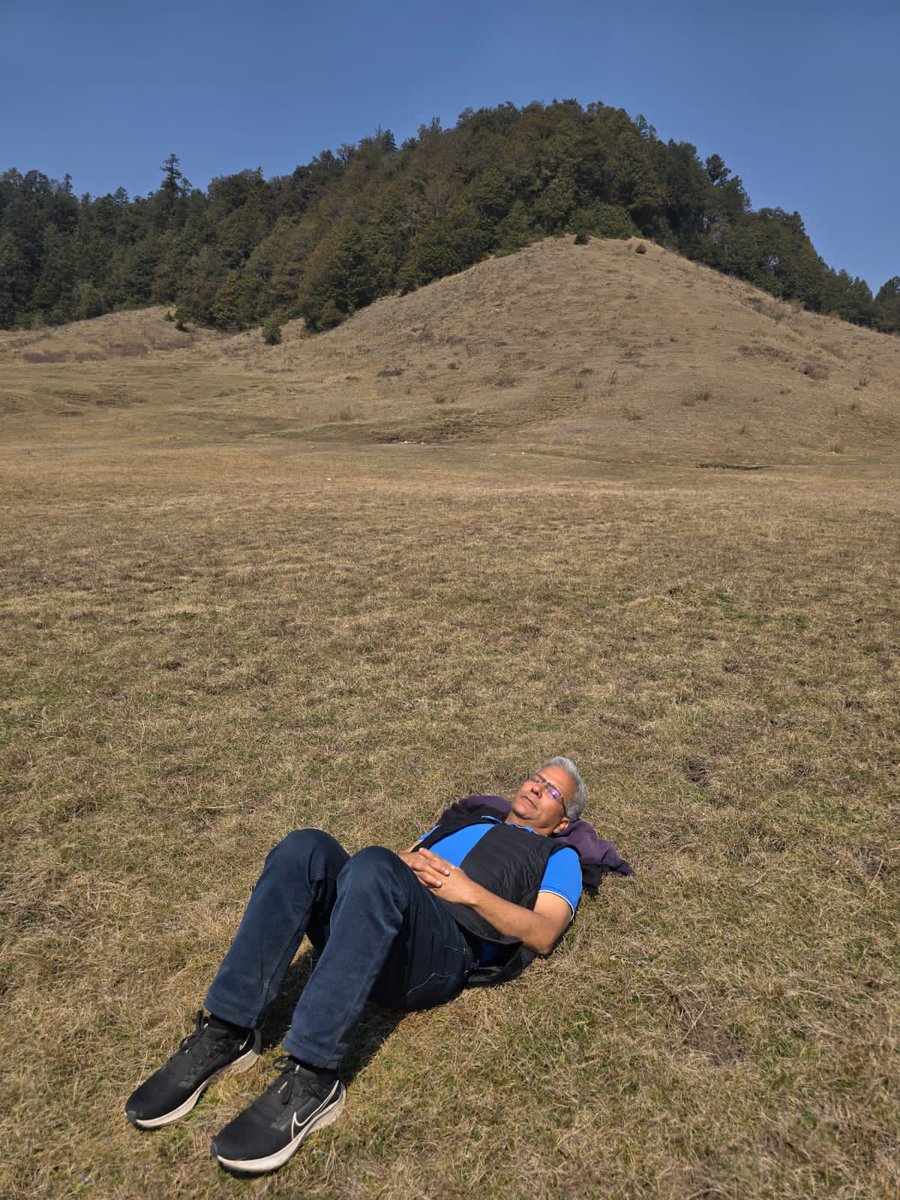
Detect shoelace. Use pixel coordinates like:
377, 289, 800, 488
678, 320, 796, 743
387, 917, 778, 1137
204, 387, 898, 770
177, 1010, 236, 1064
272, 1055, 302, 1105
178, 1010, 207, 1054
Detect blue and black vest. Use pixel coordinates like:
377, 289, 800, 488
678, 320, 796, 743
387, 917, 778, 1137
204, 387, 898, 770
415, 807, 573, 986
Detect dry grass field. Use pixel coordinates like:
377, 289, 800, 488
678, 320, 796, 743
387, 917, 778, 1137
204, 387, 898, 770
1, 239, 897, 1199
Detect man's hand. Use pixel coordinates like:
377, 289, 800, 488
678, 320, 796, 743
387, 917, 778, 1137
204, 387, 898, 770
396, 848, 478, 903
396, 847, 572, 956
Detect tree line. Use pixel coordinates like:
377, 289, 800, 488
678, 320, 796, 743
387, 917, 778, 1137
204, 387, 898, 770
2, 101, 898, 336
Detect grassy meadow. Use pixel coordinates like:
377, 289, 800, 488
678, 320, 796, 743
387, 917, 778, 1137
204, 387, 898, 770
1, 240, 897, 1199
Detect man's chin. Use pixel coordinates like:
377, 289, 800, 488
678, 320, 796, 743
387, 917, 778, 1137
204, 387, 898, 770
508, 803, 538, 826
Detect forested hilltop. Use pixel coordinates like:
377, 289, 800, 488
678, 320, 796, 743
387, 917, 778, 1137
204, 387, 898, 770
3, 100, 899, 335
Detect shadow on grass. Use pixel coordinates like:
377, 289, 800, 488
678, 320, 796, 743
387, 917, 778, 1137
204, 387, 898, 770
259, 948, 404, 1085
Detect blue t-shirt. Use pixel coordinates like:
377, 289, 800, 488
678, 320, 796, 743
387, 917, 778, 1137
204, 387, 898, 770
421, 818, 582, 919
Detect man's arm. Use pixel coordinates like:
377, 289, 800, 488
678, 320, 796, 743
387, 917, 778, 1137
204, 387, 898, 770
397, 848, 572, 956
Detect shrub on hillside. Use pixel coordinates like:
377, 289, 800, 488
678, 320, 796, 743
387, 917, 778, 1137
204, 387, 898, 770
262, 316, 282, 345
573, 203, 639, 240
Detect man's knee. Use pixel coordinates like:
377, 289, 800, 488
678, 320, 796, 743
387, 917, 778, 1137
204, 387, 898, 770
339, 845, 405, 893
265, 828, 344, 875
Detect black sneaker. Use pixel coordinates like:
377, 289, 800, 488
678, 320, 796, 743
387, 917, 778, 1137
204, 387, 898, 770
125, 1011, 261, 1129
211, 1056, 345, 1174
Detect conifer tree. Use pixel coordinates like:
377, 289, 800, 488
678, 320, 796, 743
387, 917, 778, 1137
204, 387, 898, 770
874, 277, 900, 332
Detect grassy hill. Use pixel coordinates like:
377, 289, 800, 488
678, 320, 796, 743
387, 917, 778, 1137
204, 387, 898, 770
0, 240, 897, 1199
2, 237, 899, 465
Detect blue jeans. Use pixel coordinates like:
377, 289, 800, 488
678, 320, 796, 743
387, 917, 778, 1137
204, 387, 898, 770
204, 830, 476, 1069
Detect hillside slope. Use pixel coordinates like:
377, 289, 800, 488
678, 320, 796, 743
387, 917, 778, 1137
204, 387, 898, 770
1, 237, 898, 465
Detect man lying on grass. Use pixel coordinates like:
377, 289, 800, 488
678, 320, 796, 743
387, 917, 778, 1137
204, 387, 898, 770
126, 756, 629, 1175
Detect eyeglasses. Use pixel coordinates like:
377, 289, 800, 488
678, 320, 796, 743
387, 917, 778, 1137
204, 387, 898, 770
527, 772, 567, 812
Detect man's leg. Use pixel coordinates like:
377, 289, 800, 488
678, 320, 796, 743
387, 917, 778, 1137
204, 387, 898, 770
205, 828, 349, 1029
282, 844, 475, 1067
126, 829, 348, 1129
211, 846, 475, 1174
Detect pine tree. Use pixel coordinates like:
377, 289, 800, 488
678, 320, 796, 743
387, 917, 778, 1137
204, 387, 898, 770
874, 277, 900, 333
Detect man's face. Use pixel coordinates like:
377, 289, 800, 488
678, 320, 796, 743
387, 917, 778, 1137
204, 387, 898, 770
507, 765, 576, 835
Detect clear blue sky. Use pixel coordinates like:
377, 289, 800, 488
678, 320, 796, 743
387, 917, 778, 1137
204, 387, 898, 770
2, 0, 897, 292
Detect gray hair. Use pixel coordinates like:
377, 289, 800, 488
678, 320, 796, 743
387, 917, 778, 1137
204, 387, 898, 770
538, 756, 586, 821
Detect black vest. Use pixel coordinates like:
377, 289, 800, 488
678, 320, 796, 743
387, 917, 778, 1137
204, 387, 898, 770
416, 809, 571, 986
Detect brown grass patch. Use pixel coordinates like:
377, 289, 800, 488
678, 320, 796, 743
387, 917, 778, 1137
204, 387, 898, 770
4, 238, 900, 467
0, 241, 898, 1198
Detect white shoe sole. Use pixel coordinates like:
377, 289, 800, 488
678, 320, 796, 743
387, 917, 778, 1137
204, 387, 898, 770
213, 1083, 345, 1174
130, 1031, 262, 1129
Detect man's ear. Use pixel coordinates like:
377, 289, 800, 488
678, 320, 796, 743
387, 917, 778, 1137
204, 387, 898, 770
552, 817, 570, 836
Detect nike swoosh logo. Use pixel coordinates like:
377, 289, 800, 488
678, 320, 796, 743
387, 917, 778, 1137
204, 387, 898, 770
290, 1087, 336, 1139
